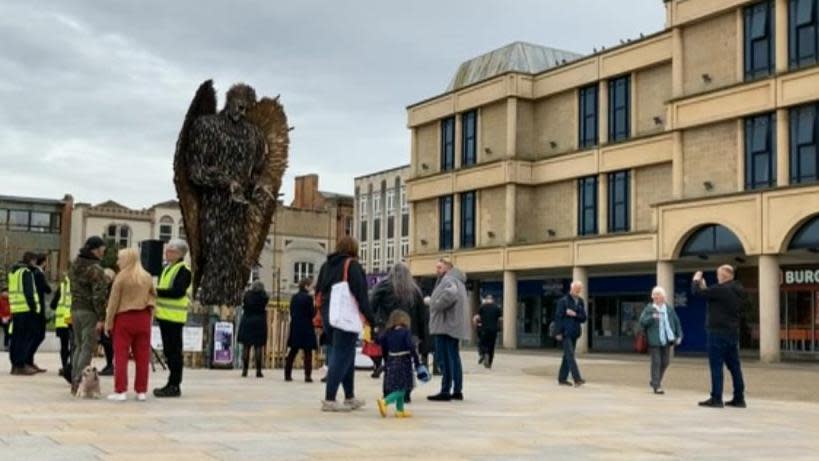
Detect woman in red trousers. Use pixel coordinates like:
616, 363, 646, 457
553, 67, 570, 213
104, 248, 156, 402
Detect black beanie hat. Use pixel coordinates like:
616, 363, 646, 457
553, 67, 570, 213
83, 236, 106, 251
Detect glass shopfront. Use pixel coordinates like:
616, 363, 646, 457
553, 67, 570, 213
780, 267, 819, 357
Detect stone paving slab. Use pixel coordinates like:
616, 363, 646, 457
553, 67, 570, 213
1, 352, 818, 460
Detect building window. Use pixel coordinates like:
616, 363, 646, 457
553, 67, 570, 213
790, 0, 819, 68
8, 210, 29, 231
360, 221, 368, 242
441, 116, 455, 171
401, 213, 409, 237
386, 189, 395, 214
578, 176, 598, 236
387, 216, 395, 239
745, 113, 777, 190
400, 238, 409, 258
790, 103, 819, 184
372, 243, 381, 272
386, 244, 395, 266
462, 110, 477, 167
359, 196, 367, 218
439, 195, 454, 250
293, 262, 315, 283
460, 191, 476, 249
179, 226, 187, 241
0, 209, 7, 227
578, 83, 599, 149
159, 216, 174, 242
344, 217, 352, 236
106, 223, 131, 248
745, 1, 774, 80
607, 171, 630, 233
400, 186, 408, 212
608, 76, 630, 142
29, 212, 51, 233
373, 193, 381, 215
374, 218, 381, 241
360, 245, 369, 268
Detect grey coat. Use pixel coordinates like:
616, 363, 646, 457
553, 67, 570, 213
428, 267, 469, 340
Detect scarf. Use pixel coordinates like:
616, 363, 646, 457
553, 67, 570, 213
655, 303, 676, 345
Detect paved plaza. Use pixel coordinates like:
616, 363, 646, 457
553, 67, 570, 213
1, 351, 819, 460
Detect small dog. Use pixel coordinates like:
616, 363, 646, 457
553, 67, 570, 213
75, 365, 101, 399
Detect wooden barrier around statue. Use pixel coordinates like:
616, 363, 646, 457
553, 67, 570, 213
265, 300, 324, 370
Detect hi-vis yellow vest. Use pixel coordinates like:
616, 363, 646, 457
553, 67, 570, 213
55, 277, 72, 329
9, 267, 40, 315
155, 262, 191, 324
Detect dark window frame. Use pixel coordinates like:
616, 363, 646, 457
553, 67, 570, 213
744, 113, 777, 190
608, 76, 630, 143
790, 103, 819, 184
401, 213, 409, 237
607, 171, 630, 233
789, 0, 819, 69
744, 0, 775, 80
578, 176, 599, 236
373, 218, 381, 241
387, 216, 395, 239
360, 221, 368, 242
8, 210, 30, 231
578, 84, 599, 149
439, 196, 454, 250
460, 191, 476, 249
462, 110, 478, 167
441, 117, 455, 171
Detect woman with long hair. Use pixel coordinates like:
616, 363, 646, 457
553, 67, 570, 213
104, 248, 156, 402
369, 263, 427, 386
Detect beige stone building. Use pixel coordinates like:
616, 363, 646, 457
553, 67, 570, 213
406, 0, 819, 361
354, 165, 411, 279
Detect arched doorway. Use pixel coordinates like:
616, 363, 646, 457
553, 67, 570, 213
780, 215, 819, 357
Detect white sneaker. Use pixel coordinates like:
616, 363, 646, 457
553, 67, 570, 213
136, 393, 147, 402
107, 393, 127, 402
344, 398, 366, 410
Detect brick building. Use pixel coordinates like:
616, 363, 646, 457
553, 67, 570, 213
406, 0, 819, 361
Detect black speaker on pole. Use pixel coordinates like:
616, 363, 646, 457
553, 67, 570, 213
140, 239, 164, 276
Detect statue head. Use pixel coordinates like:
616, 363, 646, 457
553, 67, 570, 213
224, 83, 257, 122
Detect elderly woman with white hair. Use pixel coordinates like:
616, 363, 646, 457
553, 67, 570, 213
639, 286, 683, 394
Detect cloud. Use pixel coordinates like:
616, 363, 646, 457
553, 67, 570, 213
0, 0, 665, 208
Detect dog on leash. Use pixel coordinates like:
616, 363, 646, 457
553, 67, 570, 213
75, 365, 101, 399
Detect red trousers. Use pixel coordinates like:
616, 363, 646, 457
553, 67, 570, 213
113, 308, 152, 393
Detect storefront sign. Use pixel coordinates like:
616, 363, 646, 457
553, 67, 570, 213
783, 269, 819, 285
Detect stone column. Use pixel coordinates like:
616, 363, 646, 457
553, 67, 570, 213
775, 0, 788, 73
759, 255, 781, 363
598, 83, 609, 145
506, 97, 518, 157
598, 173, 608, 235
505, 184, 516, 245
573, 266, 590, 354
776, 108, 789, 187
672, 131, 683, 199
502, 270, 518, 349
671, 27, 684, 98
656, 261, 675, 307
453, 193, 461, 250
454, 112, 463, 169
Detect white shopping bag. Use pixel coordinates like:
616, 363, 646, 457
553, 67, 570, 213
328, 258, 363, 333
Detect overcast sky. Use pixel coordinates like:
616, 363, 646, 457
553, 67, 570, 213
0, 0, 665, 208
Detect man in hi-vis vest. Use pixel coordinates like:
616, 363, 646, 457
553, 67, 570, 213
8, 252, 41, 375
153, 239, 192, 398
50, 273, 73, 383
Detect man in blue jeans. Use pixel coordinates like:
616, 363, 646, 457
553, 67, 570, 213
427, 259, 468, 402
693, 266, 748, 409
554, 281, 587, 387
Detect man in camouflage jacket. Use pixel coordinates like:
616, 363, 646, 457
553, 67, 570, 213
69, 236, 108, 393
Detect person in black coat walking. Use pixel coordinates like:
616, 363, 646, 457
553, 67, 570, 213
554, 281, 588, 387
29, 254, 52, 373
285, 277, 318, 382
238, 281, 269, 378
316, 237, 376, 412
369, 263, 427, 380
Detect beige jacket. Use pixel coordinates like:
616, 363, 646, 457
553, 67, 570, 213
105, 274, 157, 332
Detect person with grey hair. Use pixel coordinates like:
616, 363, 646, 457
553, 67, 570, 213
238, 280, 269, 378
639, 286, 683, 394
153, 239, 192, 398
554, 281, 587, 387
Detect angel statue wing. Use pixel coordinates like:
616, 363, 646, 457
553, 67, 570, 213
244, 96, 290, 275
173, 79, 217, 294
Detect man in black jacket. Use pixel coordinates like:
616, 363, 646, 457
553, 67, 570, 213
554, 281, 587, 387
693, 265, 748, 408
474, 295, 501, 369
8, 252, 41, 375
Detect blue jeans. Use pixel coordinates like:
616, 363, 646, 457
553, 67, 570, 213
434, 335, 462, 395
324, 329, 357, 401
707, 333, 745, 402
558, 336, 582, 382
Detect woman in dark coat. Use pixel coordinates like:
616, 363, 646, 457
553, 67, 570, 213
285, 278, 318, 382
238, 281, 269, 378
